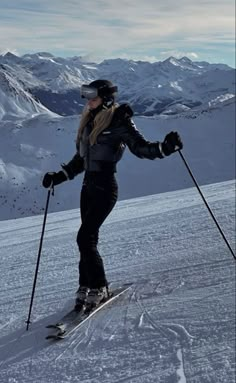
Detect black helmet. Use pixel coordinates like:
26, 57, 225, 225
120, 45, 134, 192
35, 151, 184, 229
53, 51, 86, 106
80, 79, 118, 105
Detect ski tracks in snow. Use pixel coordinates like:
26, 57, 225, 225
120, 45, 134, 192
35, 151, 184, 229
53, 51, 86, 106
57, 277, 193, 382
132, 277, 194, 383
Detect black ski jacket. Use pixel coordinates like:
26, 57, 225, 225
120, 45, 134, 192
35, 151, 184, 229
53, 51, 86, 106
62, 104, 164, 178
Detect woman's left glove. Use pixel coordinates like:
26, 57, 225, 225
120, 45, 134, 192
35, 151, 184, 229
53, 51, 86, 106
42, 171, 67, 188
161, 131, 183, 156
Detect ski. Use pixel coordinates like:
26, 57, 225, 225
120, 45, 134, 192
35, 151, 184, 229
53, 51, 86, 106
46, 305, 84, 333
46, 283, 132, 340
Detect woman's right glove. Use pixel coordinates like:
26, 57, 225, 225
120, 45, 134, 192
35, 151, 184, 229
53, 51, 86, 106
161, 131, 183, 156
42, 171, 67, 188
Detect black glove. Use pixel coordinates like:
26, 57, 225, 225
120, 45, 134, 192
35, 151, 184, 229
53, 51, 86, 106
161, 131, 183, 156
42, 171, 67, 188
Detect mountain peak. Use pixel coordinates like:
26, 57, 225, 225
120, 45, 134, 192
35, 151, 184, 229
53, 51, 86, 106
22, 52, 55, 60
0, 52, 20, 63
0, 52, 234, 118
179, 56, 193, 64
164, 56, 177, 62
36, 52, 55, 58
2, 51, 19, 58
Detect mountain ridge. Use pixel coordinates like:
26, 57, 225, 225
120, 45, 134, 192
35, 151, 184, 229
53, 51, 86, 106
0, 52, 234, 117
0, 52, 235, 220
0, 97, 235, 220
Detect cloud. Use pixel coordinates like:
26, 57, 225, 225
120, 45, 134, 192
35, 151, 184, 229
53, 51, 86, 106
0, 0, 235, 65
160, 51, 199, 60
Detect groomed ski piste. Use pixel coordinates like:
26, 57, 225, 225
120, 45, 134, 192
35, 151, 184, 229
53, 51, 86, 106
0, 179, 235, 383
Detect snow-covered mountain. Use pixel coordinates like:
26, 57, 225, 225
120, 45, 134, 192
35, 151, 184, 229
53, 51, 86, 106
0, 52, 235, 116
0, 96, 235, 220
0, 52, 235, 220
0, 180, 235, 382
0, 64, 55, 120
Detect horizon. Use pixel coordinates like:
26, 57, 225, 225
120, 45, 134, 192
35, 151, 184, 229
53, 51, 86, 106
1, 50, 235, 68
0, 0, 235, 68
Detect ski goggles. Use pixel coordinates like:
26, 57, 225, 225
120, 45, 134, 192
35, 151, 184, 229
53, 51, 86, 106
80, 84, 118, 99
80, 85, 99, 99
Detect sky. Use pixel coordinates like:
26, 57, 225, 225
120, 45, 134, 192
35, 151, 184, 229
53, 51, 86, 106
0, 0, 235, 66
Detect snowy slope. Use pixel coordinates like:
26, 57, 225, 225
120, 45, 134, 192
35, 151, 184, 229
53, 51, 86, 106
0, 180, 235, 382
0, 97, 235, 220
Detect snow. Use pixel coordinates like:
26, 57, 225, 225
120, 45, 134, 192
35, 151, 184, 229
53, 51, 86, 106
0, 97, 235, 221
0, 68, 55, 120
0, 53, 234, 116
0, 179, 235, 382
208, 93, 235, 107
0, 51, 235, 381
176, 348, 186, 383
170, 81, 183, 91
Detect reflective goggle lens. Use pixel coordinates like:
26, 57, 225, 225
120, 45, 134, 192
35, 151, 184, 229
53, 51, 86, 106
80, 85, 98, 99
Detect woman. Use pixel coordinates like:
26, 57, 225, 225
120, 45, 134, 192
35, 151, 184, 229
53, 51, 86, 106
42, 79, 183, 309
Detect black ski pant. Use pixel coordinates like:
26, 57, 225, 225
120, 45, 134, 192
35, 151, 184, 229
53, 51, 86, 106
77, 172, 118, 289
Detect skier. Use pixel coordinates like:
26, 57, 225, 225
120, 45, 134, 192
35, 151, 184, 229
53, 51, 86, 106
42, 79, 183, 309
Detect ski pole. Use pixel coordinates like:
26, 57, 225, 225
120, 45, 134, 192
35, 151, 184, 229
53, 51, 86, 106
26, 185, 54, 330
178, 150, 235, 261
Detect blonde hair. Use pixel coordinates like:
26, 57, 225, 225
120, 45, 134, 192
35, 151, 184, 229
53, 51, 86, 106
77, 104, 119, 146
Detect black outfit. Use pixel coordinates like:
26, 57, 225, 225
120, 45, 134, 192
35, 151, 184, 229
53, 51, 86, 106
44, 104, 182, 289
60, 105, 165, 288
77, 172, 117, 288
62, 105, 165, 177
